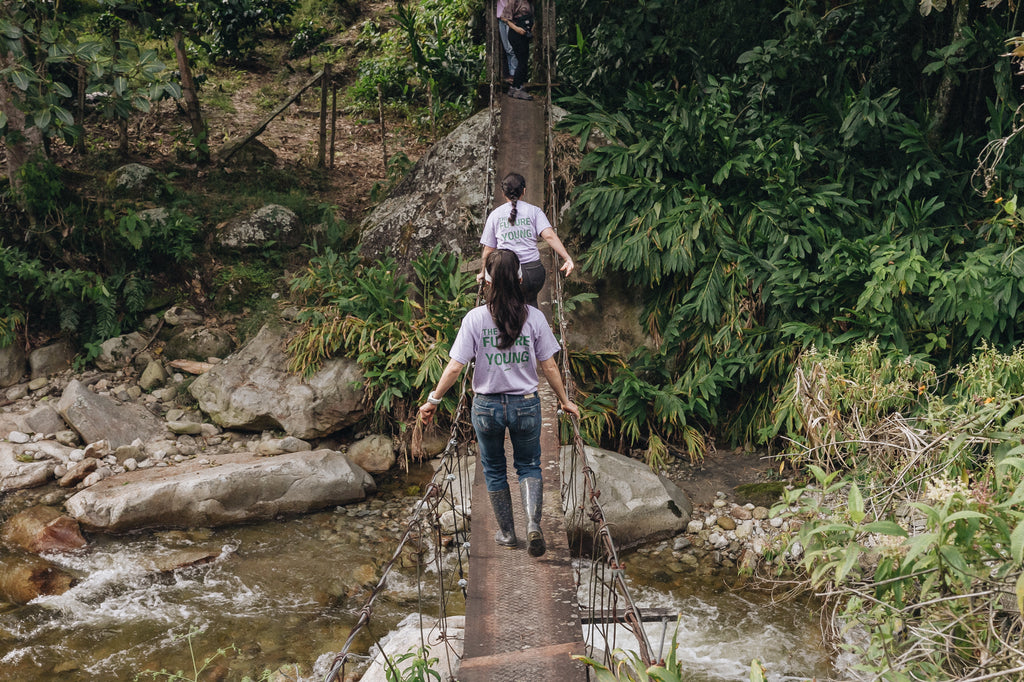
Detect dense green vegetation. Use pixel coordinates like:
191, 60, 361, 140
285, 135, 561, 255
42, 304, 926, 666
548, 2, 1024, 678
555, 0, 1024, 455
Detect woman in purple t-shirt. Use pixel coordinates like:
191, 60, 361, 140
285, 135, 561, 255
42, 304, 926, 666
480, 172, 574, 308
419, 249, 579, 557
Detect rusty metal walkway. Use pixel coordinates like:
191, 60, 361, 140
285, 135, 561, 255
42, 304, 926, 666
458, 93, 588, 681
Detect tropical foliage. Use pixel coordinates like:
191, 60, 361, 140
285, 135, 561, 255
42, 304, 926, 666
555, 0, 1024, 454
772, 342, 1024, 680
349, 0, 484, 123
287, 246, 476, 429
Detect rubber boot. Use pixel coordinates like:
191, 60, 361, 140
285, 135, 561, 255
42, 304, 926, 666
521, 476, 545, 557
488, 488, 517, 548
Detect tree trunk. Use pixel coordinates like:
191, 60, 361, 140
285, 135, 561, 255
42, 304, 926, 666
0, 48, 44, 197
173, 29, 208, 163
927, 0, 970, 146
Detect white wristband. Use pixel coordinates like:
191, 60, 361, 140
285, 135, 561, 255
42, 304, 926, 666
427, 391, 442, 405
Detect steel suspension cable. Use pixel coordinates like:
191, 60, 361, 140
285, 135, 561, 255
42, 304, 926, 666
323, 362, 476, 682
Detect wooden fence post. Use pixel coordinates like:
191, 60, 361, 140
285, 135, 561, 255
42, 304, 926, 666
378, 83, 387, 174
330, 81, 338, 170
317, 63, 330, 168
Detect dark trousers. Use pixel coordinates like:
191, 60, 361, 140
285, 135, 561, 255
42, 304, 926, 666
508, 28, 530, 89
521, 259, 545, 308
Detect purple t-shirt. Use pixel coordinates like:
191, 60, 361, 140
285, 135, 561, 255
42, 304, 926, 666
481, 200, 552, 265
449, 305, 561, 395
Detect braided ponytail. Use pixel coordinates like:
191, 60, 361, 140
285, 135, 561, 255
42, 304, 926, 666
501, 172, 526, 226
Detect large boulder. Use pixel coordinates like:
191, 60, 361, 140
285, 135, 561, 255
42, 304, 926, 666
22, 404, 67, 436
359, 108, 492, 270
347, 434, 395, 473
216, 204, 303, 251
2, 505, 87, 553
0, 442, 56, 491
109, 163, 164, 200
0, 553, 76, 604
29, 340, 74, 379
64, 449, 377, 532
57, 379, 168, 449
560, 445, 692, 550
163, 326, 234, 362
0, 342, 26, 388
188, 325, 365, 438
94, 332, 147, 371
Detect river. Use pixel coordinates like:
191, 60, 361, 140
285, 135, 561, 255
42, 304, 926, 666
0, 466, 833, 681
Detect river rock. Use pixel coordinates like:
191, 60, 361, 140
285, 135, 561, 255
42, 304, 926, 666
22, 404, 66, 436
57, 379, 167, 450
8, 430, 30, 444
359, 614, 464, 682
65, 449, 377, 532
439, 506, 470, 535
359, 107, 491, 271
717, 516, 736, 531
163, 305, 204, 327
216, 204, 304, 251
6, 383, 28, 401
730, 506, 752, 520
80, 466, 113, 488
29, 440, 74, 463
94, 332, 146, 371
256, 436, 311, 456
188, 325, 365, 439
347, 434, 396, 473
0, 442, 56, 491
560, 445, 692, 549
0, 342, 26, 388
59, 458, 98, 487
0, 553, 77, 604
139, 360, 168, 391
29, 340, 74, 379
163, 327, 234, 362
167, 420, 202, 435
2, 505, 87, 553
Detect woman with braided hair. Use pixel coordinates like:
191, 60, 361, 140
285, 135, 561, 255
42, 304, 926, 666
419, 249, 579, 557
479, 172, 574, 308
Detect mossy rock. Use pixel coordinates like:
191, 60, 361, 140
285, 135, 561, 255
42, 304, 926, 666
734, 481, 787, 507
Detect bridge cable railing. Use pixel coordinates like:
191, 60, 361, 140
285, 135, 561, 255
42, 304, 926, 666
542, 0, 658, 664
323, 343, 478, 682
325, 1, 658, 676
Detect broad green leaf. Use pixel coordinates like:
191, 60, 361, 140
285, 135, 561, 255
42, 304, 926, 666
862, 521, 907, 536
943, 511, 988, 524
1011, 520, 1024, 563
1017, 572, 1024, 614
836, 545, 862, 582
848, 482, 865, 524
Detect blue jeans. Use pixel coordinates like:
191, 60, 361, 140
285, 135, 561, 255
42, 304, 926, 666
472, 393, 542, 491
499, 21, 518, 77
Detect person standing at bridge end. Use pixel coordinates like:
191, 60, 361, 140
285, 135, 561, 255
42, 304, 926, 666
497, 0, 518, 83
502, 0, 534, 100
480, 172, 573, 308
419, 249, 579, 557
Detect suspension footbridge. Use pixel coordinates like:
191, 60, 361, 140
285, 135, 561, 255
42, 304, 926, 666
324, 3, 657, 680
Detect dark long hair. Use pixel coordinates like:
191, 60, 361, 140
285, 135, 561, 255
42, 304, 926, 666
485, 249, 528, 350
502, 172, 526, 225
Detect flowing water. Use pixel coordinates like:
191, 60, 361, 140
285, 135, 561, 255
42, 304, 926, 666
0, 467, 833, 681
